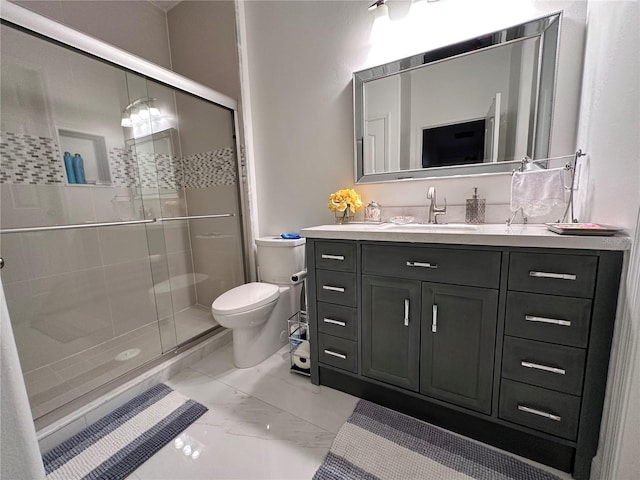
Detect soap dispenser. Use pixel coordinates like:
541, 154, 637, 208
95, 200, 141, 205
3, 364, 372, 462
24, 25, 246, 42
465, 187, 486, 224
364, 201, 382, 223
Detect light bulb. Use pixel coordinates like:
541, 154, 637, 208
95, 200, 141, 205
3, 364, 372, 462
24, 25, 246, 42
370, 3, 391, 44
408, 0, 428, 20
129, 111, 141, 124
138, 106, 150, 120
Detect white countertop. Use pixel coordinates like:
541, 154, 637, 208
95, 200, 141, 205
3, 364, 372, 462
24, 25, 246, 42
300, 223, 631, 251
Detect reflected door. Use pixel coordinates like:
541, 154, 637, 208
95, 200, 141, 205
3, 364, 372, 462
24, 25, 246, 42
484, 92, 502, 163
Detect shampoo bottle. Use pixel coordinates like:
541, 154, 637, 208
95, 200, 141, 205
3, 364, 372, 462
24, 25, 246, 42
73, 153, 86, 184
63, 152, 77, 184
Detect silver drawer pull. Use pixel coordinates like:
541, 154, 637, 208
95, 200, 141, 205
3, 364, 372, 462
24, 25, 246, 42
529, 271, 577, 281
432, 305, 438, 333
404, 299, 410, 327
323, 318, 346, 327
322, 285, 345, 293
321, 254, 345, 261
525, 315, 571, 327
518, 405, 561, 422
407, 261, 438, 269
521, 361, 566, 375
324, 349, 346, 360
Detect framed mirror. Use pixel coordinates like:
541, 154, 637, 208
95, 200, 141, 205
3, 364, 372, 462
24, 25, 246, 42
354, 12, 562, 183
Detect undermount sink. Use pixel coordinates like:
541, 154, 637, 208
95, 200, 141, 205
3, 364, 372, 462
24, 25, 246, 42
378, 222, 478, 231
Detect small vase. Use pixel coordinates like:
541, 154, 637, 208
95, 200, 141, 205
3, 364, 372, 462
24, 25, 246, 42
335, 209, 355, 224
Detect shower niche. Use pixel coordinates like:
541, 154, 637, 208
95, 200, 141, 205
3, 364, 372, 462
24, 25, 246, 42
57, 129, 111, 185
0, 14, 247, 423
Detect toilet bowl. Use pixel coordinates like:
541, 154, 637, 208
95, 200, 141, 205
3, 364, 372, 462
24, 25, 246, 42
211, 236, 305, 368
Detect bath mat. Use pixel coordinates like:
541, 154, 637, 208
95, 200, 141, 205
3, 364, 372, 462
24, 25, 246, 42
42, 383, 207, 480
314, 400, 561, 480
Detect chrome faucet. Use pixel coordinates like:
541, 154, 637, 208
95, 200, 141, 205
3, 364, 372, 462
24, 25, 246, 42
427, 187, 447, 224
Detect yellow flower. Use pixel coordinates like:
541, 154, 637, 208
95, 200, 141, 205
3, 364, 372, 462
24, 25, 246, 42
328, 188, 363, 213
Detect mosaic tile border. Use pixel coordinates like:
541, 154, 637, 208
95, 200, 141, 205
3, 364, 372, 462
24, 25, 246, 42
1, 131, 239, 190
182, 147, 237, 188
0, 131, 65, 184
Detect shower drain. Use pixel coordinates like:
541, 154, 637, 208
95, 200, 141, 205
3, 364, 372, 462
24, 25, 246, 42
115, 348, 141, 361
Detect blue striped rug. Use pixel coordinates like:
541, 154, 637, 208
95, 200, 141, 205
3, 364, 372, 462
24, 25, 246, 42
42, 384, 207, 480
314, 400, 561, 480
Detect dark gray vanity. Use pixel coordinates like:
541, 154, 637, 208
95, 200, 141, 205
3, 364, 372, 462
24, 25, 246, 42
302, 224, 629, 480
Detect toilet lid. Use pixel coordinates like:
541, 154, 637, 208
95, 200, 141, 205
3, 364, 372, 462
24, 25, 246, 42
211, 282, 279, 315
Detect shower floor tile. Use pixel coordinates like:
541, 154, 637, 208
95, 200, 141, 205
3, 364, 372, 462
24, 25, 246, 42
25, 305, 216, 419
175, 305, 217, 344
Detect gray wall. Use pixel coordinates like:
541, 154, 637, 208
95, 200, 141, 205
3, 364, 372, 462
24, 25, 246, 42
12, 0, 172, 69
167, 0, 240, 102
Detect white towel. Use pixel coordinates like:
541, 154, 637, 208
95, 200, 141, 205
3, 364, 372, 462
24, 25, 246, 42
510, 167, 567, 217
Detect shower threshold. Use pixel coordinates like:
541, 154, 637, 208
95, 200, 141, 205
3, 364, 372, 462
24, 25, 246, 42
35, 326, 230, 445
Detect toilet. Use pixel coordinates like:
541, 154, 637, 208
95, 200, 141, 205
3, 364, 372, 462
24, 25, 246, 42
211, 236, 306, 368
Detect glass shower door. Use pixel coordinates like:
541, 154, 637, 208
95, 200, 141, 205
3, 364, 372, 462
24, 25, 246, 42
0, 18, 246, 422
133, 78, 246, 349
0, 22, 166, 419
171, 88, 245, 343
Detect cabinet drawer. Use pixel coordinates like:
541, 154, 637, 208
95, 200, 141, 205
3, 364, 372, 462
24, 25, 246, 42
316, 270, 357, 307
508, 252, 597, 298
499, 379, 581, 440
318, 334, 357, 373
505, 291, 592, 348
317, 302, 358, 340
502, 336, 586, 396
362, 244, 501, 288
315, 241, 356, 272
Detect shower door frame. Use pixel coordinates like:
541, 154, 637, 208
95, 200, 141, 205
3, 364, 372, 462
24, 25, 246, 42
0, 0, 253, 285
0, 0, 254, 428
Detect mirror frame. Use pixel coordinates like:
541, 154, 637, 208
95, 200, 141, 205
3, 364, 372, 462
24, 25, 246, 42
354, 12, 562, 183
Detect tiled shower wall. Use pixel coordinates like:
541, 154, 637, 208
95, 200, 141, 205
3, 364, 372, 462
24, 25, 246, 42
0, 128, 243, 418
0, 130, 237, 189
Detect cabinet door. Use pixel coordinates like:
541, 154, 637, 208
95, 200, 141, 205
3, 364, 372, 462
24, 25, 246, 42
362, 275, 421, 391
421, 283, 498, 414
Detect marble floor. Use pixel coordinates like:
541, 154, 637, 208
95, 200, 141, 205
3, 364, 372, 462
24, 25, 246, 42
127, 342, 572, 480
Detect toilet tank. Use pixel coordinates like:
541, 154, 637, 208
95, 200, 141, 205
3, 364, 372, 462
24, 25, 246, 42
256, 236, 306, 285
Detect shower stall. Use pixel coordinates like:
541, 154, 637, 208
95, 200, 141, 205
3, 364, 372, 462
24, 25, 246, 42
0, 6, 248, 424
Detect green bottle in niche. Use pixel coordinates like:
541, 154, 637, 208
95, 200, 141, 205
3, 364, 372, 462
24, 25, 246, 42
465, 187, 486, 224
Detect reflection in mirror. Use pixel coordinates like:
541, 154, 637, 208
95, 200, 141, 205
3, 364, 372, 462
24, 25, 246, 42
354, 13, 561, 183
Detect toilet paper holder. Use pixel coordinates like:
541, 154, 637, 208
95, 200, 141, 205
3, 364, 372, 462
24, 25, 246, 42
288, 310, 311, 377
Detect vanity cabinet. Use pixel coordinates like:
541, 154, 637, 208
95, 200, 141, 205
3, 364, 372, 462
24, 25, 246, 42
498, 252, 597, 443
305, 236, 624, 480
313, 241, 359, 374
361, 242, 499, 411
361, 275, 421, 391
420, 282, 498, 414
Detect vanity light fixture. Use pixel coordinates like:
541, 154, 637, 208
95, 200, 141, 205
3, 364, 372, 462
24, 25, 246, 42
408, 0, 428, 18
368, 0, 387, 12
408, 0, 440, 21
120, 97, 161, 127
369, 0, 391, 43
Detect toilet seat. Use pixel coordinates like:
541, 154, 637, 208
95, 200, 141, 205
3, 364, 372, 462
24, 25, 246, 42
211, 282, 279, 316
